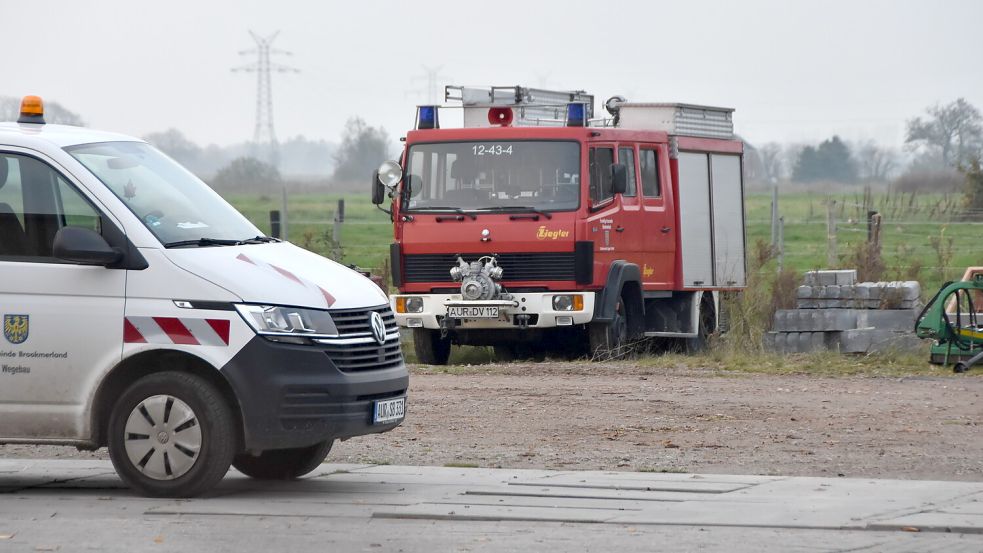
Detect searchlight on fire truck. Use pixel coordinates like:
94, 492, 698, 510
372, 85, 746, 364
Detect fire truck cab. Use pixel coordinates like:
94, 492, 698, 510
374, 86, 746, 364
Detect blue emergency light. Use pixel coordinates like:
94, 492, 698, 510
417, 106, 439, 130
566, 103, 586, 127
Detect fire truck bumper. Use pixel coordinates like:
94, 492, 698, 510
391, 292, 596, 330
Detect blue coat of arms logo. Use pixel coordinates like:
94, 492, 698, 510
4, 314, 29, 344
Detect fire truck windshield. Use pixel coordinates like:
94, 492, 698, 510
403, 141, 580, 212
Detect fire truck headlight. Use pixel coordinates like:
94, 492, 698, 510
377, 160, 403, 188
405, 297, 424, 313
552, 295, 584, 311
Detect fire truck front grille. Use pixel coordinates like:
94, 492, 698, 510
320, 306, 403, 372
403, 252, 576, 283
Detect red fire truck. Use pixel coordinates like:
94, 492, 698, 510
372, 86, 746, 364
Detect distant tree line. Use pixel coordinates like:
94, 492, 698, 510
745, 98, 983, 194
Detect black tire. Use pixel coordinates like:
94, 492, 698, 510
954, 362, 969, 373
233, 440, 333, 480
493, 345, 516, 362
589, 298, 628, 359
686, 295, 716, 353
413, 328, 451, 365
108, 371, 236, 498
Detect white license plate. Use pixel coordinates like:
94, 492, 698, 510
373, 397, 405, 424
447, 306, 500, 318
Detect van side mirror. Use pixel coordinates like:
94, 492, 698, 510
53, 227, 122, 266
371, 170, 385, 205
610, 163, 627, 195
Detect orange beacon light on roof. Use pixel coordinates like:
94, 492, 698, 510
18, 95, 45, 124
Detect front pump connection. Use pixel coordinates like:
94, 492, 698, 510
450, 256, 504, 301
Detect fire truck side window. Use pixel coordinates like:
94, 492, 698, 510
590, 147, 614, 205
640, 149, 661, 197
618, 147, 637, 197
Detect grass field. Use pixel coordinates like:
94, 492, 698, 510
222, 188, 983, 296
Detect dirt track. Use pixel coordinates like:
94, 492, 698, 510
5, 362, 982, 481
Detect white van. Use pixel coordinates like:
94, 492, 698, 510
0, 97, 407, 497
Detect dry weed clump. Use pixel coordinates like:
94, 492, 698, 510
718, 240, 798, 354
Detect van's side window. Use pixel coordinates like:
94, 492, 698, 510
589, 147, 614, 205
640, 149, 661, 197
0, 154, 102, 259
618, 147, 637, 197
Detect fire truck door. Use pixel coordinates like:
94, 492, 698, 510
615, 145, 644, 267
638, 145, 674, 287
586, 146, 628, 266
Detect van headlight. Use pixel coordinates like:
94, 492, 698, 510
236, 304, 338, 343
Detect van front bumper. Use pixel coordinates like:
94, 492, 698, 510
391, 292, 596, 330
220, 336, 408, 452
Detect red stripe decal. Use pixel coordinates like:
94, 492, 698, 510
270, 264, 303, 285
236, 253, 255, 265
318, 286, 336, 307
205, 319, 231, 345
153, 317, 199, 345
123, 319, 146, 343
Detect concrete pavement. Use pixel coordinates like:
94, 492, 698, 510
1, 459, 982, 552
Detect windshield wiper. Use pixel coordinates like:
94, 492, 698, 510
239, 236, 280, 244
413, 206, 477, 220
164, 236, 282, 248
474, 206, 553, 220
164, 237, 251, 248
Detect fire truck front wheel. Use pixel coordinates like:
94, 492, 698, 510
589, 300, 628, 359
232, 440, 333, 480
413, 328, 451, 365
108, 371, 236, 498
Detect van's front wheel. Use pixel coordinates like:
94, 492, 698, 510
233, 441, 333, 480
108, 372, 236, 498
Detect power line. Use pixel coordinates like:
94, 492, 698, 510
232, 30, 299, 168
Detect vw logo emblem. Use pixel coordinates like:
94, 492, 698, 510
370, 312, 387, 345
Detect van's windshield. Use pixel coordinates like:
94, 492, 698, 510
66, 142, 264, 246
404, 141, 581, 213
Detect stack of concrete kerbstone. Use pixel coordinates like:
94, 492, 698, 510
764, 270, 923, 354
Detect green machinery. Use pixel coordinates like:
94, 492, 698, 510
915, 274, 983, 372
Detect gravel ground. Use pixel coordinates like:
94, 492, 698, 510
4, 362, 982, 481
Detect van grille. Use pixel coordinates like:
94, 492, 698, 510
404, 252, 576, 283
320, 306, 403, 372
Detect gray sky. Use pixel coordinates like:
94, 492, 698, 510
3, 0, 981, 149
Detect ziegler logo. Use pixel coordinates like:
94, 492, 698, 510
536, 226, 570, 240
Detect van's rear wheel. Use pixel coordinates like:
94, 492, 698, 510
108, 371, 235, 498
413, 328, 451, 365
233, 441, 333, 480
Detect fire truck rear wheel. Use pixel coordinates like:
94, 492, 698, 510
686, 295, 716, 353
233, 440, 333, 480
413, 328, 451, 365
108, 371, 236, 498
589, 299, 628, 358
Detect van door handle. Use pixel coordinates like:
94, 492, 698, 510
615, 226, 625, 233
661, 226, 672, 233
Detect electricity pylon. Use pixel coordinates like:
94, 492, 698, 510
232, 30, 298, 168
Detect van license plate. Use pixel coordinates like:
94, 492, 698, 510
447, 306, 500, 318
373, 397, 405, 424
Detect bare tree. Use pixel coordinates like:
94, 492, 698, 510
758, 142, 785, 183
855, 140, 898, 182
906, 98, 983, 168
